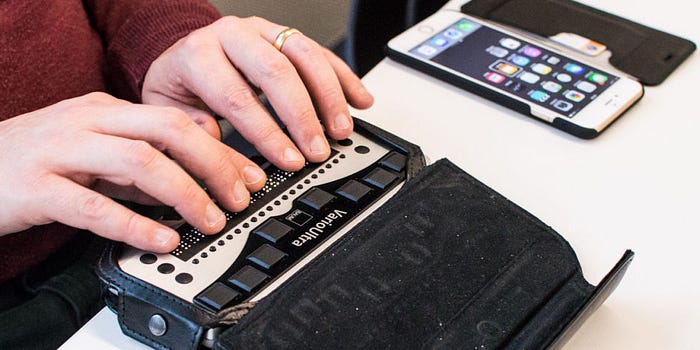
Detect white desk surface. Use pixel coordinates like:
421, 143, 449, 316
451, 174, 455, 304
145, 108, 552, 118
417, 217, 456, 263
62, 0, 698, 349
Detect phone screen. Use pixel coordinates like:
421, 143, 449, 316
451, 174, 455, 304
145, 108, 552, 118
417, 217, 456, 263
410, 18, 620, 118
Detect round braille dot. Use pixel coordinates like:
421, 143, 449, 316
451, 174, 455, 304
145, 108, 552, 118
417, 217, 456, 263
217, 240, 224, 246
297, 184, 303, 189
325, 164, 332, 169
209, 246, 216, 252
234, 229, 242, 234
332, 159, 339, 164
266, 206, 273, 211
258, 211, 265, 217
339, 154, 346, 159
242, 223, 250, 228
282, 195, 288, 200
226, 234, 233, 240
274, 200, 281, 206
192, 259, 199, 265
200, 252, 208, 258
311, 174, 318, 179
289, 190, 296, 195
304, 179, 311, 184
319, 169, 325, 174
251, 217, 257, 223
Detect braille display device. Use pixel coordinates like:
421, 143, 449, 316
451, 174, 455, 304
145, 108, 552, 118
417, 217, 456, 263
97, 119, 426, 348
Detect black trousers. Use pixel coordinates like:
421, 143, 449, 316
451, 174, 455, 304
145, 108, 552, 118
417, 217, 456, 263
0, 231, 106, 350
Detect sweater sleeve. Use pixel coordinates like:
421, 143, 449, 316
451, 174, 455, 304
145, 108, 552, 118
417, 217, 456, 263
82, 0, 221, 102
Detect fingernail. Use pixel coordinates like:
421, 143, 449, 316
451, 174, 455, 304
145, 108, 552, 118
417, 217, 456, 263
233, 180, 249, 204
243, 165, 265, 185
309, 135, 329, 155
206, 203, 225, 228
283, 147, 304, 163
154, 228, 175, 247
332, 114, 351, 132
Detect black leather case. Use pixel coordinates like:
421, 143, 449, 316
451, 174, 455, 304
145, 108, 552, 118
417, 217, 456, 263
461, 0, 696, 86
214, 159, 633, 349
97, 120, 632, 349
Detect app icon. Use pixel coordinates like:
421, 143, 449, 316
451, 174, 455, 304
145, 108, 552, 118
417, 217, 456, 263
519, 72, 540, 84
552, 100, 573, 112
521, 45, 542, 58
508, 54, 530, 66
500, 38, 521, 50
485, 72, 506, 84
575, 81, 597, 93
456, 20, 478, 33
431, 36, 449, 47
564, 90, 586, 102
531, 63, 552, 75
547, 56, 561, 65
529, 90, 550, 103
417, 45, 437, 56
564, 63, 585, 75
444, 29, 463, 39
542, 81, 563, 93
486, 45, 508, 58
587, 72, 608, 85
490, 60, 521, 76
555, 73, 572, 83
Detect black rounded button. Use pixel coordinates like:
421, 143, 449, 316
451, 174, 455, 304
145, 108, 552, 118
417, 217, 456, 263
338, 139, 353, 146
157, 263, 175, 274
140, 254, 157, 265
175, 273, 193, 284
354, 145, 370, 154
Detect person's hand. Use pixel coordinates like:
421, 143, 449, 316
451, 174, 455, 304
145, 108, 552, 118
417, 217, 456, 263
142, 16, 374, 172
0, 92, 267, 252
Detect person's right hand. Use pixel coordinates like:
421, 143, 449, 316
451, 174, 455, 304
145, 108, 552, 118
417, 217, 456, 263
0, 92, 267, 252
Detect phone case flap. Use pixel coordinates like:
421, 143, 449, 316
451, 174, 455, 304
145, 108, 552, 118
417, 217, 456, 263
461, 0, 696, 85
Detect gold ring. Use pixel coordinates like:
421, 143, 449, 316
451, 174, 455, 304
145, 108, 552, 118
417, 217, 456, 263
273, 27, 302, 51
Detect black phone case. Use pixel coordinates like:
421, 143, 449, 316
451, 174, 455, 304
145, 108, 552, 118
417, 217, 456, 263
214, 159, 633, 349
460, 0, 696, 86
385, 47, 616, 139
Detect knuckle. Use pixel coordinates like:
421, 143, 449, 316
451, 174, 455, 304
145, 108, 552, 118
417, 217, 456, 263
123, 210, 143, 237
295, 107, 318, 126
179, 181, 205, 206
160, 107, 193, 132
178, 30, 214, 55
255, 54, 294, 81
251, 124, 285, 144
77, 193, 108, 221
223, 86, 260, 114
216, 15, 242, 27
123, 140, 160, 169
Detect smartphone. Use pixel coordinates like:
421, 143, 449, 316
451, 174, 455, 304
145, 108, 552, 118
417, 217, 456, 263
386, 10, 644, 139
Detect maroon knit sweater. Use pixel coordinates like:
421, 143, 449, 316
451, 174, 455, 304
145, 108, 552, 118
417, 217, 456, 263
0, 0, 220, 282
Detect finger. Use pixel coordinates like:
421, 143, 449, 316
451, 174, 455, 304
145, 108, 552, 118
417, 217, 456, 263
322, 48, 375, 110
89, 104, 267, 207
52, 133, 230, 234
93, 180, 162, 206
257, 24, 353, 140
146, 31, 306, 171
143, 92, 222, 140
43, 175, 179, 252
214, 18, 331, 163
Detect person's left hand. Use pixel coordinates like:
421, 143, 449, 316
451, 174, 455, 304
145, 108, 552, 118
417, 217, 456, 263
142, 15, 374, 172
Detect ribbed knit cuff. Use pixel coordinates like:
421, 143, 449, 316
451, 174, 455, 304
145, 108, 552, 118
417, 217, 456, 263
106, 2, 220, 102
